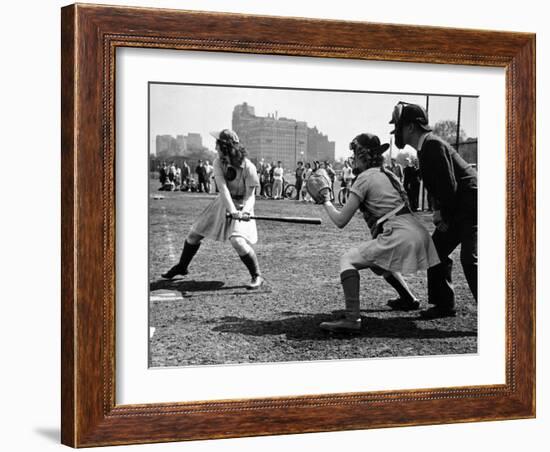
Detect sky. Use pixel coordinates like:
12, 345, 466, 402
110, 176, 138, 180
149, 83, 478, 160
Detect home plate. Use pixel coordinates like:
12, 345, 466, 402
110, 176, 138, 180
149, 327, 156, 338
150, 294, 184, 302
152, 194, 165, 200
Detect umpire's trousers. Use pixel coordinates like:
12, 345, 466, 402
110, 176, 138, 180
427, 209, 478, 310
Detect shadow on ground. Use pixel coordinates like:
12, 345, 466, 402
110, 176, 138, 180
150, 279, 226, 292
212, 313, 477, 341
149, 279, 273, 299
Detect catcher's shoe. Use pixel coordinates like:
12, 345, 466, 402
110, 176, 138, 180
319, 318, 361, 334
247, 275, 265, 290
161, 265, 188, 279
387, 298, 420, 311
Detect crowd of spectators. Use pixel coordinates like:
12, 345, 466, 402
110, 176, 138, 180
157, 160, 216, 193
155, 155, 430, 211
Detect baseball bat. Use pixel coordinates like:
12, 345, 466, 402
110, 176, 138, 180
226, 213, 321, 225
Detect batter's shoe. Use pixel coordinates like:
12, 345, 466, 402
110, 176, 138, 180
419, 306, 456, 319
387, 298, 420, 311
319, 318, 361, 334
247, 275, 264, 290
161, 265, 188, 279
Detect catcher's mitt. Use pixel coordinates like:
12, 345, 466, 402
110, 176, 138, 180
306, 169, 332, 204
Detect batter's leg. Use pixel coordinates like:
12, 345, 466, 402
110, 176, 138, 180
161, 231, 203, 279
230, 236, 263, 290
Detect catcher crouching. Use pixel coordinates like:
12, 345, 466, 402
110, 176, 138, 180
307, 133, 440, 333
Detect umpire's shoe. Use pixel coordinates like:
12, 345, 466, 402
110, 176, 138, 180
247, 275, 264, 290
419, 306, 456, 319
161, 265, 188, 279
320, 318, 361, 334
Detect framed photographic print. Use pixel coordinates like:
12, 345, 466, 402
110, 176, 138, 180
61, 3, 535, 447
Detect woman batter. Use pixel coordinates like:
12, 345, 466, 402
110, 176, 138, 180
162, 129, 264, 290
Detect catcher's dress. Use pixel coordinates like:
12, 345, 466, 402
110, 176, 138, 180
190, 157, 260, 244
350, 167, 439, 273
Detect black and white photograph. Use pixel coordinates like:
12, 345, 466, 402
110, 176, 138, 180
148, 83, 478, 367
4, 0, 545, 450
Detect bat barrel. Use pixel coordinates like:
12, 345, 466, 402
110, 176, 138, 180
225, 213, 321, 225
253, 216, 321, 225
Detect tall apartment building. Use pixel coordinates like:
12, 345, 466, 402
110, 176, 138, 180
307, 126, 336, 163
176, 135, 186, 155
232, 102, 334, 169
155, 132, 205, 157
186, 133, 203, 150
155, 135, 179, 157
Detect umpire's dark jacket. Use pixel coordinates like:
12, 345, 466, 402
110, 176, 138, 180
418, 133, 477, 222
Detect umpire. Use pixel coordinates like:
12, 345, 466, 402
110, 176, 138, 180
389, 101, 478, 319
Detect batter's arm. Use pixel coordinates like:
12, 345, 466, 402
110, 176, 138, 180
214, 175, 239, 215
241, 186, 256, 214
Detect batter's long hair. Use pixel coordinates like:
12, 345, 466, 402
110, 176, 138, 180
217, 140, 248, 167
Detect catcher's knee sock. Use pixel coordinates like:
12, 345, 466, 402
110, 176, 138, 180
384, 273, 415, 302
340, 269, 361, 319
239, 249, 261, 277
177, 240, 201, 270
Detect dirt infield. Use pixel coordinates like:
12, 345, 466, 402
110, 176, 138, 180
149, 187, 477, 367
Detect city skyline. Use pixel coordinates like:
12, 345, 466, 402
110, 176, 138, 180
231, 102, 334, 168
149, 83, 478, 160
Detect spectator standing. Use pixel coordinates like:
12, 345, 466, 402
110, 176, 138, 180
295, 161, 305, 200
272, 161, 284, 199
168, 161, 176, 182
325, 161, 336, 192
302, 162, 313, 202
159, 162, 168, 186
174, 164, 182, 190
256, 159, 265, 196
269, 161, 276, 184
259, 162, 271, 197
204, 160, 213, 193
341, 160, 354, 189
195, 160, 208, 193
181, 160, 190, 190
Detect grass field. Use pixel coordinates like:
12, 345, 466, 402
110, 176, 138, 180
149, 183, 477, 367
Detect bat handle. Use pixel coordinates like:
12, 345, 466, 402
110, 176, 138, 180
225, 212, 249, 221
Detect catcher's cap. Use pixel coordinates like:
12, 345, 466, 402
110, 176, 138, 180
350, 133, 390, 155
389, 102, 432, 134
210, 129, 240, 144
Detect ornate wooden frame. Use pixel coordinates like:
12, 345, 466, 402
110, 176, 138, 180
61, 3, 535, 447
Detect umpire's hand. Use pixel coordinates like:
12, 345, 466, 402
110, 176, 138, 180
433, 210, 449, 232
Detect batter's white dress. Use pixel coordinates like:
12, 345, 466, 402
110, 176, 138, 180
350, 167, 440, 274
191, 157, 260, 244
